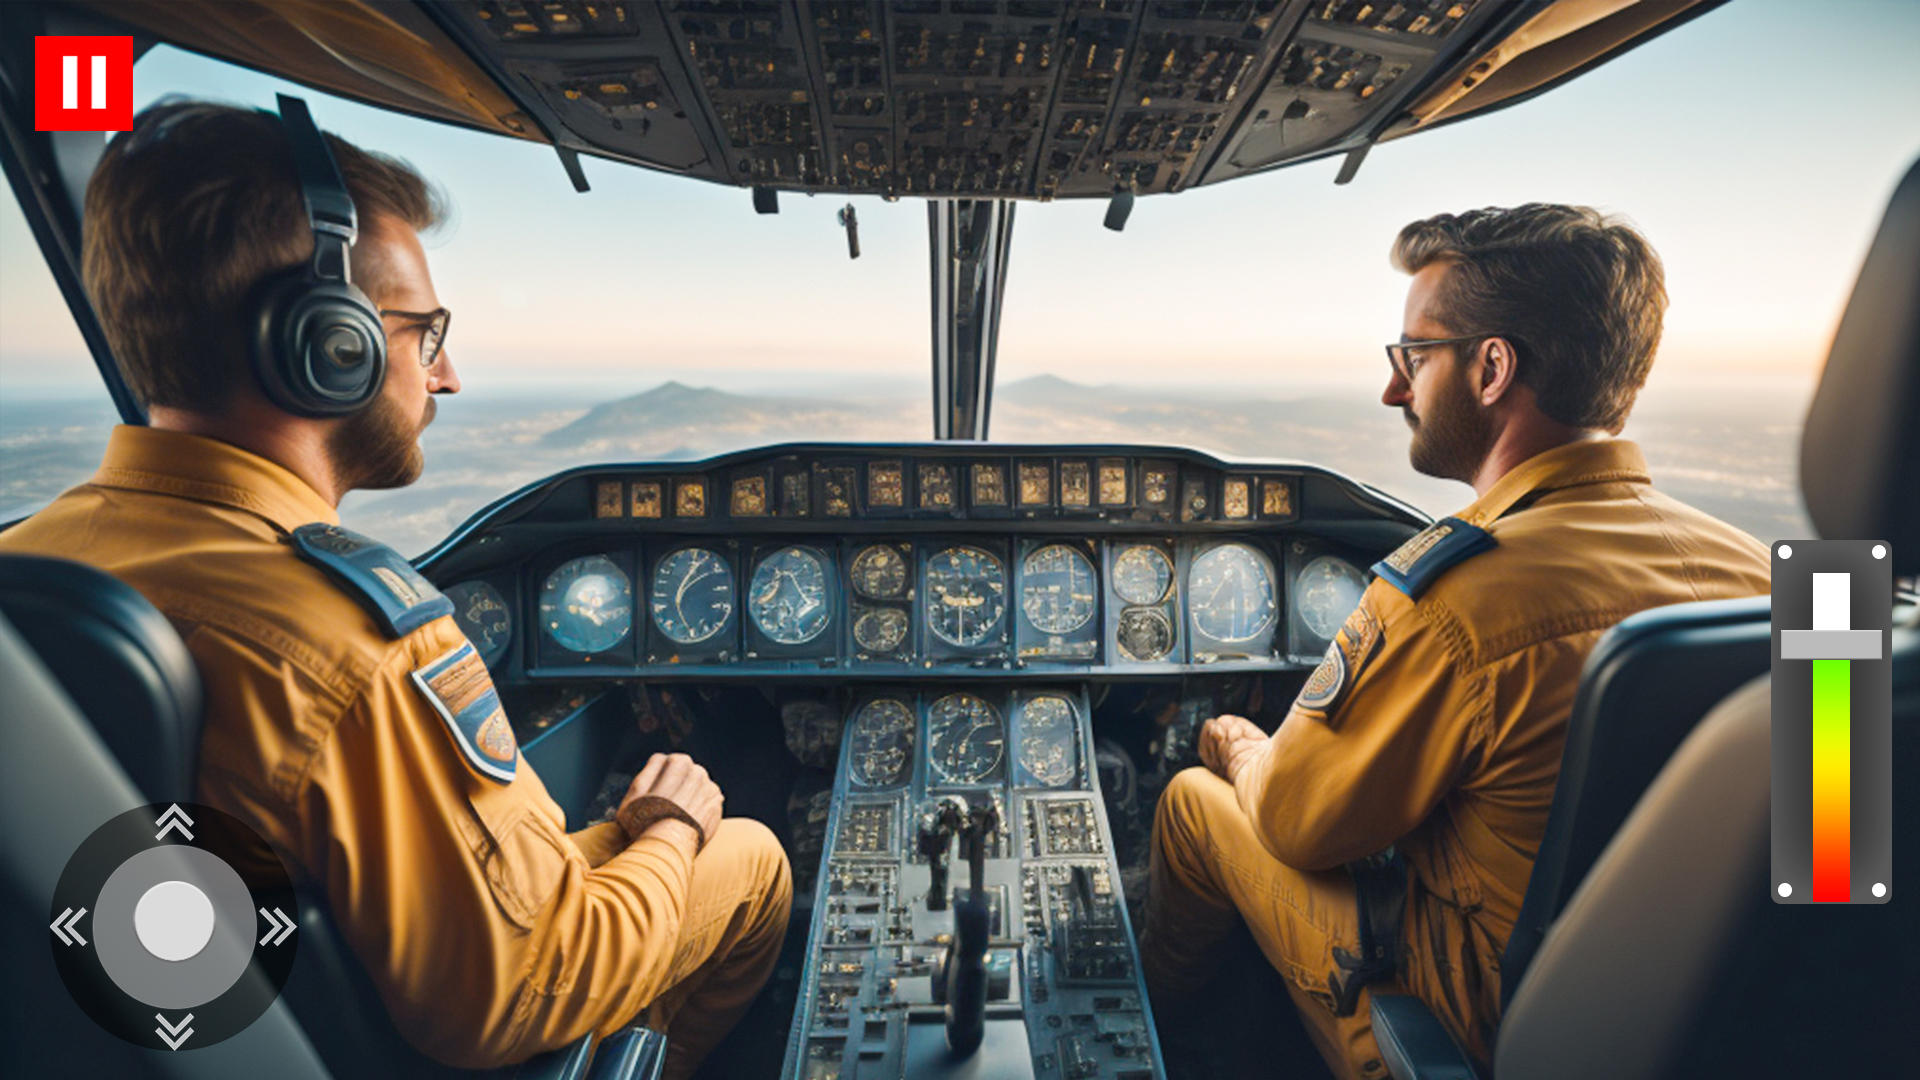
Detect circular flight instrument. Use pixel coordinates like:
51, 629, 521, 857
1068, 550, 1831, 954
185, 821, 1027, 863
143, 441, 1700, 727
748, 546, 831, 645
1112, 544, 1173, 606
1021, 544, 1097, 635
1188, 543, 1278, 644
446, 580, 512, 667
538, 555, 632, 654
1115, 606, 1175, 662
853, 607, 909, 654
925, 545, 1006, 648
649, 547, 734, 645
1296, 555, 1369, 642
850, 544, 909, 600
1018, 695, 1078, 787
926, 693, 1005, 785
847, 698, 915, 787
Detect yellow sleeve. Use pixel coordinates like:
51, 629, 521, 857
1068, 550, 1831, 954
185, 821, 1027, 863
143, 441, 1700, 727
1234, 586, 1485, 871
569, 820, 632, 868
278, 623, 700, 1068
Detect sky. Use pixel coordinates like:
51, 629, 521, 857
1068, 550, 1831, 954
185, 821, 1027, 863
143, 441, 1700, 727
2, 0, 1918, 403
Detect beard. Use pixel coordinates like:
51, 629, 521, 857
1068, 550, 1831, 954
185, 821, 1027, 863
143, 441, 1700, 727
1404, 370, 1495, 483
329, 393, 433, 492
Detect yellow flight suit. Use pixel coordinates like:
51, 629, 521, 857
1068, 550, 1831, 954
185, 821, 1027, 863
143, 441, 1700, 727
0, 426, 792, 1076
1141, 438, 1771, 1078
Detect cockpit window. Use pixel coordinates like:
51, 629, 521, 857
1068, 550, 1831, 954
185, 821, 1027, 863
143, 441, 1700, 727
7, 14, 1916, 554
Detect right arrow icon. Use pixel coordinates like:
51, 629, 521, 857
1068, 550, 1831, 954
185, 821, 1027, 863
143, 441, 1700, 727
258, 907, 296, 946
155, 1012, 194, 1050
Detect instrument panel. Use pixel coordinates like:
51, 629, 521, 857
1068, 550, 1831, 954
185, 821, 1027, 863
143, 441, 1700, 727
429, 446, 1422, 680
455, 535, 1374, 679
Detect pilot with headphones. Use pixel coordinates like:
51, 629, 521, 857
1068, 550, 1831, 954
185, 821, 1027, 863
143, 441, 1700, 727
0, 96, 791, 1077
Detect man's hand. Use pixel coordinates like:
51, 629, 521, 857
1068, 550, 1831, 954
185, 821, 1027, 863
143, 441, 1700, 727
617, 752, 723, 846
1197, 714, 1268, 784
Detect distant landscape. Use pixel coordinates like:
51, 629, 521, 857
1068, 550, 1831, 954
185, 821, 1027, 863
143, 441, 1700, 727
1, 375, 1814, 558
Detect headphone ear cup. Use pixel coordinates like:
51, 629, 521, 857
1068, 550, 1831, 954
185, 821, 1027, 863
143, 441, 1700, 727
250, 271, 387, 418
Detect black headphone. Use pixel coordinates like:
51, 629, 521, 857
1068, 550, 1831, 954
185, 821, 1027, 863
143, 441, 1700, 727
248, 93, 386, 418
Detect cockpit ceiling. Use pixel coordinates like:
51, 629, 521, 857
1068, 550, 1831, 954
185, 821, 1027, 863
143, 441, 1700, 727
72, 0, 1717, 199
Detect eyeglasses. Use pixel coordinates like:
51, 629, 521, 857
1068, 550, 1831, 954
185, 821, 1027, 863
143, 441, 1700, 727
1384, 333, 1491, 383
379, 307, 451, 368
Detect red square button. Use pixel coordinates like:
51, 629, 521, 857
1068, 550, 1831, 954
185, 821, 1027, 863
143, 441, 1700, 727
34, 36, 133, 132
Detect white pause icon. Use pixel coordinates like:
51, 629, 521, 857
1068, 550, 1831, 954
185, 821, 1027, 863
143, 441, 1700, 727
61, 54, 109, 111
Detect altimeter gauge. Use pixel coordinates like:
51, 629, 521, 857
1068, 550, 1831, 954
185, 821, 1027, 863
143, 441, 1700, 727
1188, 543, 1278, 644
853, 607, 909, 654
847, 699, 914, 787
927, 693, 1005, 785
1021, 544, 1097, 635
447, 580, 512, 668
1296, 555, 1368, 643
1018, 695, 1078, 787
1115, 606, 1174, 662
1112, 544, 1173, 605
650, 547, 734, 644
850, 544, 908, 600
539, 555, 632, 654
925, 545, 1006, 648
748, 546, 830, 645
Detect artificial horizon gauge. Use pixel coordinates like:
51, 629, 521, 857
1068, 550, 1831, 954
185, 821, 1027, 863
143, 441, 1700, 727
853, 607, 909, 654
1112, 544, 1173, 605
539, 555, 633, 654
1018, 695, 1079, 787
749, 546, 831, 645
850, 544, 909, 600
1022, 543, 1098, 634
1116, 607, 1175, 662
926, 545, 1007, 648
446, 580, 511, 667
1188, 542, 1278, 643
651, 546, 734, 644
49, 803, 297, 1051
847, 698, 916, 787
927, 692, 1005, 785
1296, 555, 1368, 643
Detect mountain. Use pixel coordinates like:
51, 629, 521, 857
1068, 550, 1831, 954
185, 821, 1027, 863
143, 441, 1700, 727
541, 380, 921, 457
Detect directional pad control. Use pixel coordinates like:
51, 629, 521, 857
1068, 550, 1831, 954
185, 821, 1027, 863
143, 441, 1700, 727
49, 803, 297, 1051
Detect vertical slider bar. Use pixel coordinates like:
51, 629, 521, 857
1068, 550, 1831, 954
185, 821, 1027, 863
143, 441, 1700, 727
1811, 657, 1850, 902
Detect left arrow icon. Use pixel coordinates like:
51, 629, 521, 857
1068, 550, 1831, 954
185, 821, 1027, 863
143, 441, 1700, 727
155, 804, 195, 841
50, 906, 88, 946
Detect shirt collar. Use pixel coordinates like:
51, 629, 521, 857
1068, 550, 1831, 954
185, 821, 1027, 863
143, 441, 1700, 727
89, 425, 339, 533
1456, 437, 1652, 527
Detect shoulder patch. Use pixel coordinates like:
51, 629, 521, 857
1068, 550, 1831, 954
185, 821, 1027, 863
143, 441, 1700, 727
411, 640, 517, 783
1296, 603, 1383, 721
292, 523, 453, 638
1370, 517, 1495, 600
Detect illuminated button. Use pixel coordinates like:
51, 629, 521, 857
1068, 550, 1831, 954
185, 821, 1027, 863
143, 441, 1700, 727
134, 881, 215, 962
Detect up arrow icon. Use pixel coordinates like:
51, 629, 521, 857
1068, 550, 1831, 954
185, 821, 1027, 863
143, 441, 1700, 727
154, 804, 195, 842
154, 1012, 194, 1051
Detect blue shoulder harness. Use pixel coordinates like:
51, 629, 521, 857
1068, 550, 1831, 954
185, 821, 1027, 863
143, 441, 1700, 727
291, 523, 453, 638
1370, 516, 1496, 600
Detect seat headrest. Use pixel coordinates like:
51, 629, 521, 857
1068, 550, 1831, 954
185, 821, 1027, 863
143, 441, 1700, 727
0, 554, 202, 801
1799, 156, 1920, 573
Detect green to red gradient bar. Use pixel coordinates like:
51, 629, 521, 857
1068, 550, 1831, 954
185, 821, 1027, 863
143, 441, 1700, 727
1811, 658, 1850, 902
